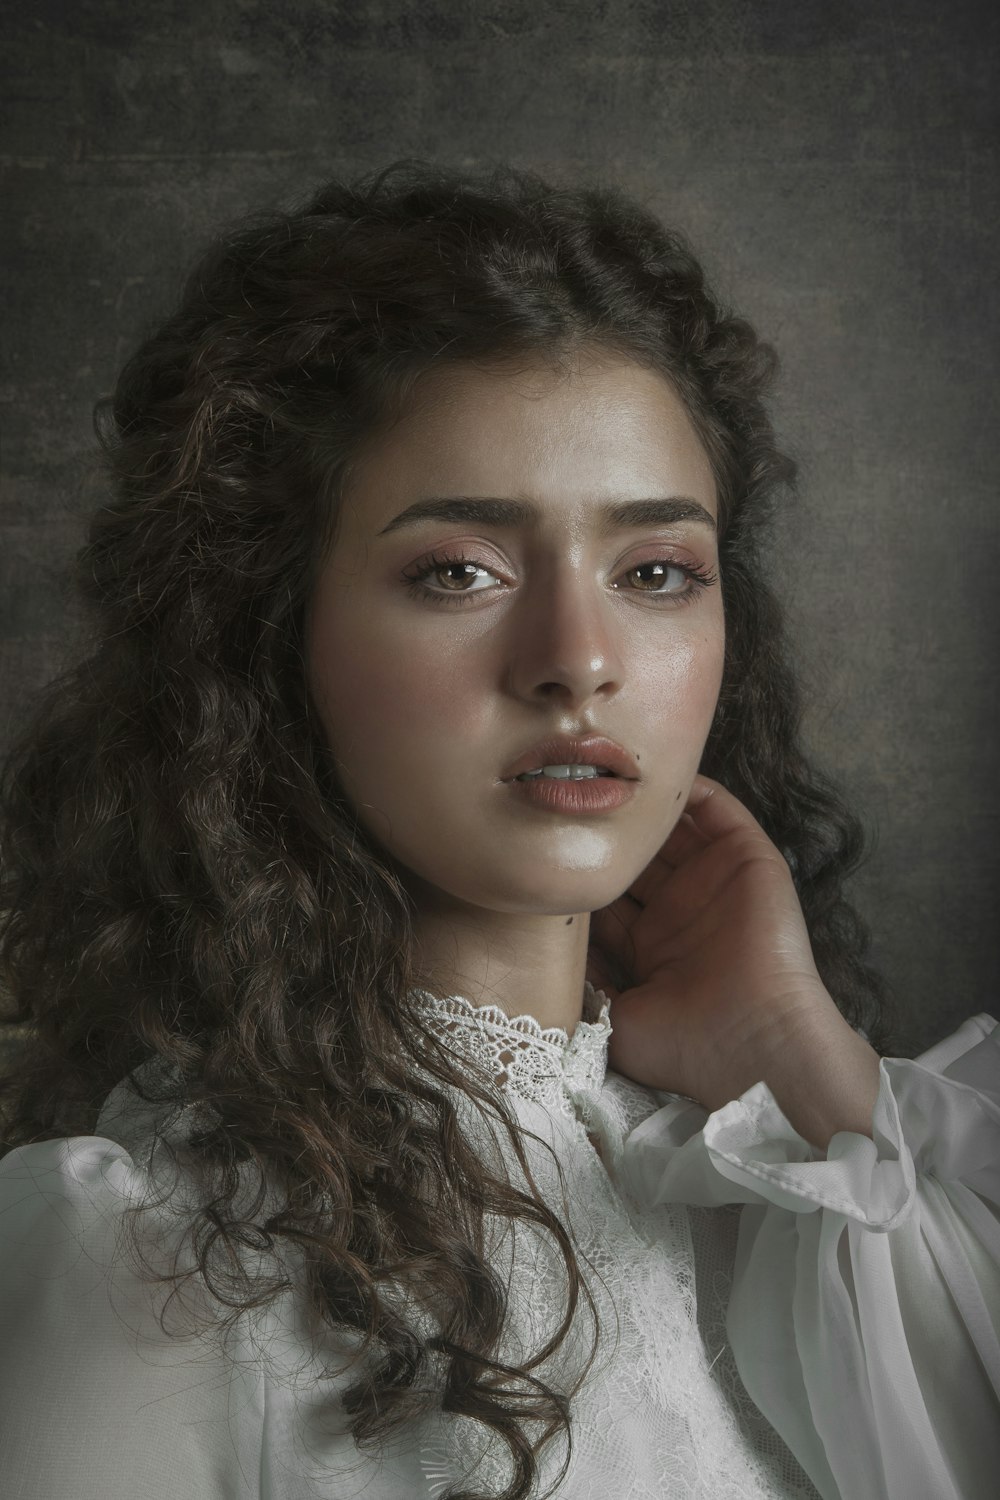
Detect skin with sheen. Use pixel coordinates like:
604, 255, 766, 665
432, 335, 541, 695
306, 350, 725, 1036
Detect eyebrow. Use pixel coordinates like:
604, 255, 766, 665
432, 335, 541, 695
377, 495, 718, 537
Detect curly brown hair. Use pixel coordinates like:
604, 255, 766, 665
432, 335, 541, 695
0, 160, 895, 1500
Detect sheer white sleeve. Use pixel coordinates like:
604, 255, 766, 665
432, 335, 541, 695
0, 1130, 440, 1500
0, 1135, 267, 1498
620, 1014, 1000, 1500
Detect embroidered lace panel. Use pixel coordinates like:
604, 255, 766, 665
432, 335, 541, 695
406, 980, 820, 1499
407, 978, 612, 1119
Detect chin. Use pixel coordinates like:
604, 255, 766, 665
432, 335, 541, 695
487, 868, 633, 916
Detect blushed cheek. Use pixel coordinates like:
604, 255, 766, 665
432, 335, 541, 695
697, 646, 727, 735
646, 630, 725, 740
311, 619, 465, 777
694, 637, 726, 722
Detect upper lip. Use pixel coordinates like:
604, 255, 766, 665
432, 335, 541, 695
500, 733, 641, 782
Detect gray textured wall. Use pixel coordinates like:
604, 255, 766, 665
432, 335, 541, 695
2, 1, 997, 1056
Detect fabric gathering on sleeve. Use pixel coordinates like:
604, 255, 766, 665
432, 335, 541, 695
619, 1012, 1000, 1500
0, 1132, 270, 1499
0, 1122, 432, 1499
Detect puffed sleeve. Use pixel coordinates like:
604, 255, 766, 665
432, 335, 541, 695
619, 1014, 1000, 1500
0, 1136, 263, 1499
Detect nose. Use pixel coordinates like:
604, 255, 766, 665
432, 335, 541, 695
503, 561, 626, 708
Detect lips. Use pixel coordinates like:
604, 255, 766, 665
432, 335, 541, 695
500, 732, 641, 782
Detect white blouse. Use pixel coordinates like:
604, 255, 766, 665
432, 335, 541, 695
1, 982, 998, 1499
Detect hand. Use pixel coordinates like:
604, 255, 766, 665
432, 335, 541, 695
586, 773, 867, 1123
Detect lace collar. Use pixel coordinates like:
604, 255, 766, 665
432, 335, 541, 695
408, 980, 612, 1118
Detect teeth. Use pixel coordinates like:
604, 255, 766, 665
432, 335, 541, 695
515, 764, 612, 781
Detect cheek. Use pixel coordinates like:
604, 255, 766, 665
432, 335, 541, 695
309, 610, 472, 765
642, 623, 725, 731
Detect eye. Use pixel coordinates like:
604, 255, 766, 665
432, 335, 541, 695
407, 555, 500, 594
620, 560, 717, 597
400, 551, 719, 606
402, 551, 498, 602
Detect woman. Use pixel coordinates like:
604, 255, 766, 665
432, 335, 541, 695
0, 160, 996, 1500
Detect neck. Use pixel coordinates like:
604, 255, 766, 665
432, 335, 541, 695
406, 882, 592, 1037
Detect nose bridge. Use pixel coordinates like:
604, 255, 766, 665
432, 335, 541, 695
506, 544, 625, 699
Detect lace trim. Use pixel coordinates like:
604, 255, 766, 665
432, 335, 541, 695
409, 980, 612, 1117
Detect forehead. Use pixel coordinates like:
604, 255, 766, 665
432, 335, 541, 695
340, 351, 718, 531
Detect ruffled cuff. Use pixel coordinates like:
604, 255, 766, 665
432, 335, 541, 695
620, 1015, 1000, 1500
621, 1013, 1000, 1226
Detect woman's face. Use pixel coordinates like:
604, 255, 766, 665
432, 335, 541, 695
306, 350, 725, 922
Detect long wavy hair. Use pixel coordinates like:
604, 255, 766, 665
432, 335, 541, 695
0, 160, 894, 1500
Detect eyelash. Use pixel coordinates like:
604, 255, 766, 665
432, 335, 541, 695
401, 550, 720, 607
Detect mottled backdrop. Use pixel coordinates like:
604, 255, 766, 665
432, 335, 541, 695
2, 0, 997, 1054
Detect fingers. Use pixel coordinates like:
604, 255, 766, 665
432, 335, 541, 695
654, 809, 712, 866
589, 776, 772, 965
621, 776, 775, 909
683, 773, 772, 847
626, 802, 713, 898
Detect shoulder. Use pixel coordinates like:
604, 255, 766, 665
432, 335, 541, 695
0, 1064, 219, 1309
0, 1055, 227, 1263
0, 1135, 142, 1289
0, 1135, 266, 1499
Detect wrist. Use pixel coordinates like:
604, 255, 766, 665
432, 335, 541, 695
757, 1002, 882, 1152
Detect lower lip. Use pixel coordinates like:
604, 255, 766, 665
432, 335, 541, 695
503, 775, 637, 814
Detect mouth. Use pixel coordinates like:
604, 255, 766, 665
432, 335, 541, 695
500, 733, 641, 783
510, 767, 620, 782
502, 764, 638, 814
